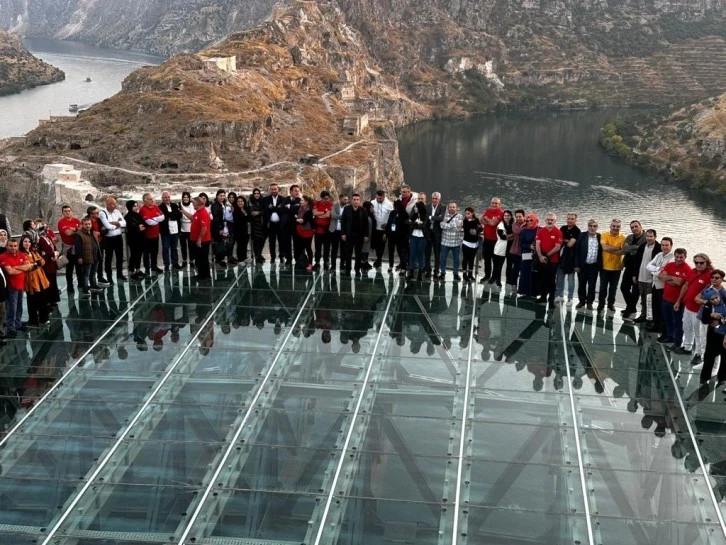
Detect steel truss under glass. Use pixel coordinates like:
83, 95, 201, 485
0, 264, 725, 545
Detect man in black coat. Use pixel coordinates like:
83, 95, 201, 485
263, 183, 291, 265
425, 192, 446, 277
159, 191, 183, 271
574, 219, 603, 310
341, 194, 369, 275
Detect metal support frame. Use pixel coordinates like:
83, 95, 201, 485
175, 273, 323, 544
39, 271, 248, 545
307, 277, 400, 545
0, 278, 162, 477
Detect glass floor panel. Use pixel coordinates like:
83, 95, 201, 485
1, 264, 726, 544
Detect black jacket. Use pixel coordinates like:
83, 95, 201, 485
159, 203, 181, 236
426, 203, 446, 234
124, 211, 145, 245
574, 232, 602, 269
341, 205, 369, 239
0, 268, 7, 303
262, 194, 290, 227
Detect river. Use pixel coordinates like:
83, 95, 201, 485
0, 38, 163, 139
398, 110, 726, 268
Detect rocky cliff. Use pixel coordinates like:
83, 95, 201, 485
2, 1, 725, 108
599, 94, 726, 192
0, 0, 280, 57
0, 29, 64, 95
1, 0, 427, 224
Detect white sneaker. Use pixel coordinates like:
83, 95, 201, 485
553, 296, 563, 303
566, 299, 573, 307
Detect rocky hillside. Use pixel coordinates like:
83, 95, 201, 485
0, 29, 64, 95
3, 0, 725, 110
0, 0, 280, 57
599, 94, 726, 192
1, 0, 427, 212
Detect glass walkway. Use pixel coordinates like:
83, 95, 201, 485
0, 264, 725, 545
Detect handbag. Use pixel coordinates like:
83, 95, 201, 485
56, 254, 69, 269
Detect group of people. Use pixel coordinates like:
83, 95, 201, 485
2, 185, 726, 385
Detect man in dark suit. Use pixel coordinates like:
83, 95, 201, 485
263, 183, 290, 265
341, 194, 369, 275
425, 191, 446, 277
159, 191, 183, 271
574, 219, 603, 311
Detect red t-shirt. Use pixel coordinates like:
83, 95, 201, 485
0, 251, 28, 290
140, 204, 163, 239
535, 226, 563, 264
313, 200, 333, 234
481, 207, 504, 241
683, 268, 713, 312
57, 217, 81, 246
662, 261, 692, 303
190, 207, 212, 243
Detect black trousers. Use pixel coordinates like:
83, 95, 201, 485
195, 241, 211, 279
343, 236, 364, 271
252, 235, 265, 261
314, 231, 330, 264
371, 230, 387, 263
651, 288, 664, 328
702, 327, 726, 383
180, 232, 191, 263
620, 270, 639, 312
538, 262, 557, 302
482, 239, 496, 278
491, 255, 505, 283
267, 222, 291, 262
104, 235, 124, 278
64, 247, 82, 289
330, 231, 343, 265
506, 254, 521, 286
462, 245, 477, 273
142, 237, 159, 271
425, 230, 441, 272
577, 263, 599, 305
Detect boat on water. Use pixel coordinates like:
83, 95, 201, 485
69, 104, 79, 113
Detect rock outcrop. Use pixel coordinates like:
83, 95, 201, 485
0, 29, 64, 95
598, 93, 726, 192
1, 0, 428, 225
2, 0, 725, 108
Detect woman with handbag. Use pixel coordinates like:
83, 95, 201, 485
36, 220, 60, 305
294, 196, 315, 272
20, 234, 51, 327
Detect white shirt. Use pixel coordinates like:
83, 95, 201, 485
646, 250, 675, 289
180, 202, 194, 232
373, 199, 393, 231
637, 243, 657, 283
100, 208, 126, 237
270, 196, 280, 223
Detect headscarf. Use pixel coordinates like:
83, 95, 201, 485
126, 200, 137, 212
0, 229, 7, 248
23, 229, 39, 246
525, 212, 539, 230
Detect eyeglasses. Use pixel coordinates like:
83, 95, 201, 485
695, 261, 706, 265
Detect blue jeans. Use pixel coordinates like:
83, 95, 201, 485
408, 236, 426, 270
440, 245, 460, 274
661, 300, 683, 345
82, 262, 98, 289
5, 288, 22, 334
161, 233, 180, 267
598, 269, 621, 307
556, 269, 576, 299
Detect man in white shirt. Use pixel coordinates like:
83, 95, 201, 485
371, 190, 393, 269
645, 237, 674, 335
100, 197, 127, 283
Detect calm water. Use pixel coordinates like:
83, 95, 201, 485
399, 110, 726, 267
0, 38, 163, 138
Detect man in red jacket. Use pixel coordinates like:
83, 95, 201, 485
480, 196, 504, 282
139, 193, 165, 274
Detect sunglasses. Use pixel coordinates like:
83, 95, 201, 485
695, 261, 706, 265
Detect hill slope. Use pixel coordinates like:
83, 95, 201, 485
0, 29, 64, 95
